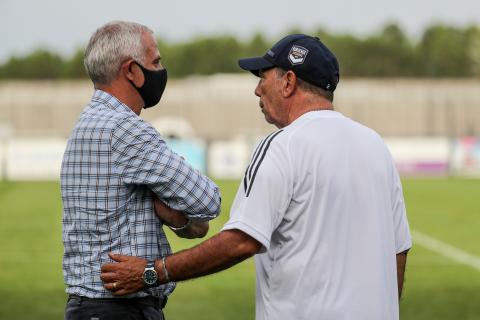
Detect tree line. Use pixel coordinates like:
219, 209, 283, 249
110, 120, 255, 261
1, 23, 479, 79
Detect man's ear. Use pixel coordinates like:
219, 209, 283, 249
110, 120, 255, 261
282, 70, 297, 98
122, 60, 143, 86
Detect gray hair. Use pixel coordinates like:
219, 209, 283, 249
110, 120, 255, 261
275, 68, 334, 102
84, 21, 153, 85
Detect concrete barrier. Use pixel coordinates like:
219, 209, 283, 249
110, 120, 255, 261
5, 138, 67, 180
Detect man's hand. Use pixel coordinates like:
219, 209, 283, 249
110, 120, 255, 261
100, 252, 147, 296
154, 197, 209, 239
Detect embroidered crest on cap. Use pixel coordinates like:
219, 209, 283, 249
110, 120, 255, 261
288, 45, 309, 65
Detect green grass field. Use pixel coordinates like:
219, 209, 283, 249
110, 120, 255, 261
0, 178, 479, 319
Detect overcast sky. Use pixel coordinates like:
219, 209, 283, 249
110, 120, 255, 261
0, 0, 479, 62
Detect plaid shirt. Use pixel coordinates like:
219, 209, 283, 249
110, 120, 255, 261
61, 90, 221, 299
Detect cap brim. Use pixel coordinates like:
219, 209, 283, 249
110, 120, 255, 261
238, 57, 275, 76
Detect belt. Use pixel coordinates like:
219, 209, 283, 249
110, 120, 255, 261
68, 294, 168, 309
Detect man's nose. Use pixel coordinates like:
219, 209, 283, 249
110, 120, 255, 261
254, 84, 261, 97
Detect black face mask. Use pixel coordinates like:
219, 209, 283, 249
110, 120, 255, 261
130, 62, 168, 109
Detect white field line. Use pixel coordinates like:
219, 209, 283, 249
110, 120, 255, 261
412, 230, 480, 272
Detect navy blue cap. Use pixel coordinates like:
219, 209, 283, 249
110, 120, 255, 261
238, 34, 340, 92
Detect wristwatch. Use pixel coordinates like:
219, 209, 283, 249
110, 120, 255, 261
143, 261, 158, 287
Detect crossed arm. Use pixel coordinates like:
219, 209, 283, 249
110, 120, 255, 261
101, 192, 260, 295
153, 197, 209, 239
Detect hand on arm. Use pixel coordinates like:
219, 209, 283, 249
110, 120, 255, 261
156, 229, 262, 284
396, 250, 409, 299
154, 197, 209, 239
100, 230, 262, 296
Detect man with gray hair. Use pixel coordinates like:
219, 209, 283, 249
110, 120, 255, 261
61, 21, 221, 320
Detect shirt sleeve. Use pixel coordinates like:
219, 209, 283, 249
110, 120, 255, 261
222, 131, 292, 252
111, 117, 221, 220
391, 162, 412, 253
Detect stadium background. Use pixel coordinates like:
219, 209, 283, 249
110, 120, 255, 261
1, 21, 480, 320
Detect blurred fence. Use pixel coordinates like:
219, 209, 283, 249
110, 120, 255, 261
0, 136, 479, 181
0, 75, 479, 180
1, 76, 480, 139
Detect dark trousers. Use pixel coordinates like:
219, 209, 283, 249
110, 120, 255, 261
65, 294, 167, 320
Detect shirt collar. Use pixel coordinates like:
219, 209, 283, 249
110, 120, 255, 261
91, 89, 137, 115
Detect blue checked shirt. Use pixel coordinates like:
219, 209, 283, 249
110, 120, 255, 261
61, 90, 221, 299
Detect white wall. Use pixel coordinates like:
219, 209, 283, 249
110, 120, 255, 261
208, 139, 251, 179
1, 137, 479, 181
384, 137, 450, 176
5, 138, 67, 180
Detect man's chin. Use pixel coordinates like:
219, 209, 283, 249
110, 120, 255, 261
264, 116, 274, 125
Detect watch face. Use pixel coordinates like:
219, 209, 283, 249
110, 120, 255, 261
143, 269, 158, 285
